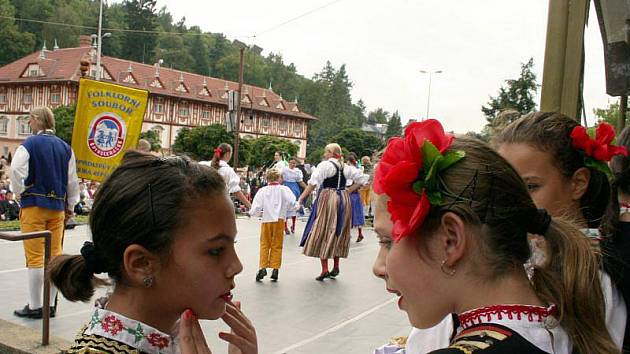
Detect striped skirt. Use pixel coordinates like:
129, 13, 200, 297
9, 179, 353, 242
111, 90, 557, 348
300, 188, 351, 259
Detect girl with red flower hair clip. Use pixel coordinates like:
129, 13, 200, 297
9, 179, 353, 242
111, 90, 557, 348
199, 143, 252, 210
372, 119, 617, 354
496, 112, 629, 352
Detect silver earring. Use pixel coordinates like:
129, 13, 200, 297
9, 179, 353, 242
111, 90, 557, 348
143, 276, 154, 288
440, 259, 456, 276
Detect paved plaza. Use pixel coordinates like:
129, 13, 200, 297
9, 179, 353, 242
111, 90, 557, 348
0, 216, 410, 354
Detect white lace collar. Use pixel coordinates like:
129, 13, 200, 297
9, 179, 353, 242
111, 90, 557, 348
85, 308, 179, 354
457, 304, 570, 354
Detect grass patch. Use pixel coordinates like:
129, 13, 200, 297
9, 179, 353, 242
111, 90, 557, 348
0, 215, 89, 231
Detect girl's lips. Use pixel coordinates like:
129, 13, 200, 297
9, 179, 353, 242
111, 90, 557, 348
220, 292, 233, 302
387, 288, 401, 296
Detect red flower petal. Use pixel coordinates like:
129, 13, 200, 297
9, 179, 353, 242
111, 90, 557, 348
570, 126, 594, 156
407, 192, 431, 235
610, 145, 628, 158
593, 144, 609, 162
595, 122, 616, 145
405, 119, 454, 153
375, 137, 414, 194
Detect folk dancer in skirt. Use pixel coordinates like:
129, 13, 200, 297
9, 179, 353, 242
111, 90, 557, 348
345, 153, 369, 242
359, 156, 373, 219
271, 151, 288, 172
282, 157, 307, 235
249, 169, 298, 282
297, 143, 364, 281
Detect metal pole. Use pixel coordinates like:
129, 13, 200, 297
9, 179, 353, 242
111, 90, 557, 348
96, 0, 103, 81
426, 73, 432, 119
621, 95, 628, 131
234, 47, 244, 167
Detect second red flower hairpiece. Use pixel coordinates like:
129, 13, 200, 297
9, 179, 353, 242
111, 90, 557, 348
570, 122, 627, 178
374, 119, 465, 242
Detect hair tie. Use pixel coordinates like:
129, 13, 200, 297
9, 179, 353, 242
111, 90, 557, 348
528, 209, 552, 235
333, 153, 342, 159
80, 241, 106, 274
214, 148, 222, 157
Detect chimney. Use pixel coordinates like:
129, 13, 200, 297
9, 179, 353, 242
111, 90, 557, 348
79, 35, 92, 48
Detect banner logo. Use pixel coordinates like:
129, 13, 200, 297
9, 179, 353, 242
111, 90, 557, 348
87, 113, 127, 158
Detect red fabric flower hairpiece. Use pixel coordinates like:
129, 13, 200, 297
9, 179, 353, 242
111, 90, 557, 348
570, 122, 627, 178
374, 119, 465, 241
214, 147, 222, 157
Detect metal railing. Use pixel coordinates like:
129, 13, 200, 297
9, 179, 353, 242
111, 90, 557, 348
0, 230, 52, 345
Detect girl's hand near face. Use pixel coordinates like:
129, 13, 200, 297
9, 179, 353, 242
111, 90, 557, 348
179, 309, 212, 354
220, 300, 258, 354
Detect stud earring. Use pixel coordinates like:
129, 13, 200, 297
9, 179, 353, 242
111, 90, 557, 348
143, 276, 154, 288
440, 259, 456, 276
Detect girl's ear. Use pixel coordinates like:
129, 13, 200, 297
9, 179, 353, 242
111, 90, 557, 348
570, 167, 591, 201
439, 212, 467, 267
122, 244, 159, 287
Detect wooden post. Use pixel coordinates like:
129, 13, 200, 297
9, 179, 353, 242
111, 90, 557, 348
234, 48, 245, 168
540, 0, 590, 120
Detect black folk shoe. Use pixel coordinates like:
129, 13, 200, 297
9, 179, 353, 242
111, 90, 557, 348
14, 305, 56, 319
271, 269, 279, 281
329, 268, 340, 277
315, 271, 330, 281
255, 268, 267, 282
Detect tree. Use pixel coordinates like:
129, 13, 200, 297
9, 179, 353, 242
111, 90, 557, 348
172, 124, 232, 161
385, 110, 403, 139
245, 136, 299, 168
42, 4, 81, 48
332, 128, 383, 158
52, 105, 76, 145
0, 0, 35, 66
122, 0, 158, 63
155, 33, 194, 71
481, 58, 538, 129
367, 108, 390, 124
188, 26, 210, 75
139, 130, 161, 151
594, 100, 628, 130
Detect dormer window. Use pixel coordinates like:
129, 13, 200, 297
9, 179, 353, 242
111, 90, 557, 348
24, 64, 42, 77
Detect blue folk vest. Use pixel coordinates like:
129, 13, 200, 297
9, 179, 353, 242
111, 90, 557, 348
21, 133, 71, 211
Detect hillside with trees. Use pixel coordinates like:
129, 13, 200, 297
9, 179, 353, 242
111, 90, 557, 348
0, 0, 398, 157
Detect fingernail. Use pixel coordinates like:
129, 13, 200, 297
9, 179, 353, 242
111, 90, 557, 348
183, 309, 192, 320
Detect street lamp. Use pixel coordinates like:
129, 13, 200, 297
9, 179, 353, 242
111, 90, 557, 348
92, 0, 112, 81
419, 70, 442, 119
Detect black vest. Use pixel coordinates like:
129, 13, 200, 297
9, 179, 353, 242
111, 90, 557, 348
321, 161, 346, 190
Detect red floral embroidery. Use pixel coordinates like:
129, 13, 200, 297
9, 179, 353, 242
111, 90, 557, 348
458, 304, 557, 329
374, 119, 456, 241
570, 122, 627, 162
101, 315, 124, 336
147, 332, 170, 349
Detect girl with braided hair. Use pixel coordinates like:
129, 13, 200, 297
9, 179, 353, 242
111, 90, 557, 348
200, 143, 251, 210
372, 119, 618, 353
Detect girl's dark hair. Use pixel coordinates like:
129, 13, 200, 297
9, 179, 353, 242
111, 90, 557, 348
346, 152, 358, 165
493, 111, 611, 230
418, 137, 616, 354
211, 143, 233, 169
49, 151, 226, 302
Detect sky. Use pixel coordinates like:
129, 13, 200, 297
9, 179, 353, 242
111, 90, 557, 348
119, 0, 616, 133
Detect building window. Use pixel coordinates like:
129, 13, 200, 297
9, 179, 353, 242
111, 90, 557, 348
278, 119, 288, 131
201, 110, 210, 119
262, 115, 271, 127
0, 117, 7, 135
294, 122, 302, 135
18, 117, 31, 135
50, 92, 60, 104
23, 91, 33, 104
178, 104, 189, 117
151, 125, 164, 144
154, 101, 164, 114
0, 92, 6, 104
24, 64, 41, 77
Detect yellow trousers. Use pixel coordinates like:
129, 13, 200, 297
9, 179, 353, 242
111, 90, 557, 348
359, 186, 371, 206
20, 206, 65, 268
259, 219, 285, 269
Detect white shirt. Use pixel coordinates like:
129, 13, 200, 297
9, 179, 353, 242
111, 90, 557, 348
307, 158, 365, 187
200, 160, 241, 194
249, 184, 297, 222
345, 164, 369, 187
9, 132, 80, 209
282, 167, 303, 183
271, 160, 288, 173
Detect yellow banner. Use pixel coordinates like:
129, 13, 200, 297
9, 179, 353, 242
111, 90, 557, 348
71, 78, 148, 181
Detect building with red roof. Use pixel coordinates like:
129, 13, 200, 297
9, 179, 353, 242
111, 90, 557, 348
0, 36, 316, 159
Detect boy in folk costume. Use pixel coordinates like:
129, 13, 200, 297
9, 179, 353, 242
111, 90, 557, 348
249, 169, 298, 281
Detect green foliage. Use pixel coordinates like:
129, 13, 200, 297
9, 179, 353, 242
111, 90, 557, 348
245, 136, 299, 168
368, 108, 390, 124
332, 128, 384, 159
122, 0, 158, 63
0, 0, 35, 66
385, 111, 403, 139
306, 146, 325, 165
172, 124, 233, 161
593, 100, 627, 130
481, 58, 538, 126
139, 130, 161, 151
52, 105, 76, 145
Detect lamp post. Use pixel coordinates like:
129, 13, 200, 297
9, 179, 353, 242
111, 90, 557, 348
419, 70, 442, 119
93, 0, 111, 81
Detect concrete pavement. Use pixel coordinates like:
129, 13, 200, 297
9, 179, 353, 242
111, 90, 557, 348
0, 216, 411, 354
